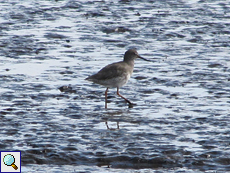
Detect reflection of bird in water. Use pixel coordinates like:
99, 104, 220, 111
105, 121, 119, 130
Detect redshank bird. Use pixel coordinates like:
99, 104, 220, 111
85, 49, 149, 108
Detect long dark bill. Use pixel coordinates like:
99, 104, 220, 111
138, 55, 151, 62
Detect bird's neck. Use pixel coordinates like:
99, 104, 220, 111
125, 60, 135, 67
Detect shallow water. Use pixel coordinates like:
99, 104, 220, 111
1, 0, 230, 172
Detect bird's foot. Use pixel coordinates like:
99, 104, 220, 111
128, 102, 136, 108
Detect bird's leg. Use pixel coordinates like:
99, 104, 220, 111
116, 87, 133, 106
105, 87, 109, 109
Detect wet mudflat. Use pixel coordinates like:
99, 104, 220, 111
0, 0, 230, 172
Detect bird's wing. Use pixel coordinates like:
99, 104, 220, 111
87, 62, 128, 81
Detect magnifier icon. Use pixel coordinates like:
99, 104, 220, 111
3, 154, 18, 170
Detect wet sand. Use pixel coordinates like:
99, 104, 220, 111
0, 0, 230, 172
